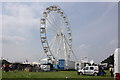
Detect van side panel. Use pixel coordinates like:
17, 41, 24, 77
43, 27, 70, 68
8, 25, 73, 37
118, 49, 120, 72
114, 48, 120, 73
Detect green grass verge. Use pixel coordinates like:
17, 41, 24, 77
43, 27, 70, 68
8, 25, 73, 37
1, 70, 114, 79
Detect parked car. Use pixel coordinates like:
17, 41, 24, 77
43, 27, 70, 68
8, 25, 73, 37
77, 66, 99, 76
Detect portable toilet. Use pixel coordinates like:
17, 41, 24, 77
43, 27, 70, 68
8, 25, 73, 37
58, 59, 65, 70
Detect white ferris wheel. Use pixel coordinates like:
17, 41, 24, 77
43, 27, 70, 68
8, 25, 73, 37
40, 6, 72, 64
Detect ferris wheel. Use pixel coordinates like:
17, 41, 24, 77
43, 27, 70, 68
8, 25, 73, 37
40, 6, 72, 64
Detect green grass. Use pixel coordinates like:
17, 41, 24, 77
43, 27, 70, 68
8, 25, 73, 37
1, 70, 114, 79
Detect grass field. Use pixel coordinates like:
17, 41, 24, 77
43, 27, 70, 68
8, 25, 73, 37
1, 70, 114, 79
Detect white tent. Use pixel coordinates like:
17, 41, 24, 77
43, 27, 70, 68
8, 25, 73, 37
31, 62, 40, 65
40, 58, 48, 61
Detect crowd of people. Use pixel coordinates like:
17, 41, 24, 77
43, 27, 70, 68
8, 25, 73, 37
2, 64, 10, 72
99, 65, 114, 77
2, 63, 25, 72
2, 63, 42, 72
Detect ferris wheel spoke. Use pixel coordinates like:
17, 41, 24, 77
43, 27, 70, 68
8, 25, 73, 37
49, 36, 57, 50
48, 13, 62, 30
46, 25, 59, 38
46, 24, 58, 35
55, 35, 64, 59
54, 36, 63, 58
51, 36, 60, 52
51, 11, 65, 29
54, 13, 63, 28
50, 34, 64, 59
46, 18, 58, 31
59, 37, 65, 59
47, 11, 66, 36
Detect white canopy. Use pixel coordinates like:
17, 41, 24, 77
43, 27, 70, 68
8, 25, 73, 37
40, 58, 48, 61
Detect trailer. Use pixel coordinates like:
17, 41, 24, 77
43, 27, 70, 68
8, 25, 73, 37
58, 59, 75, 70
114, 48, 120, 80
65, 60, 75, 70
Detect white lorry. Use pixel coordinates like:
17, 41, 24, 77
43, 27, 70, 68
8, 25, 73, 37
114, 48, 120, 80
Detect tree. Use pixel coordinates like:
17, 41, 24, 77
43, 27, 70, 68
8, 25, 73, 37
101, 54, 114, 66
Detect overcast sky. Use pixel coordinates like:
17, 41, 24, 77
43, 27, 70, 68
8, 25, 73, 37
1, 2, 118, 63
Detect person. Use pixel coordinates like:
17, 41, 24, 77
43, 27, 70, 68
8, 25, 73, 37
98, 65, 106, 76
109, 66, 114, 77
77, 63, 79, 70
53, 64, 59, 71
3, 64, 9, 72
98, 65, 102, 75
101, 67, 106, 76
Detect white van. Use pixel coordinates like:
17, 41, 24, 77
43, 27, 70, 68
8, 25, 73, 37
77, 66, 99, 76
114, 48, 120, 80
